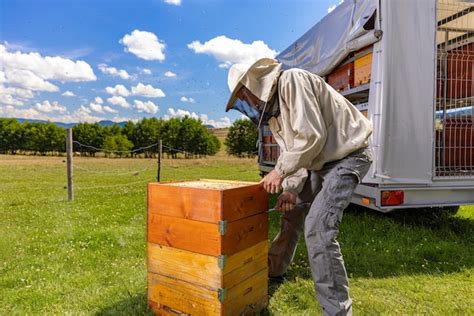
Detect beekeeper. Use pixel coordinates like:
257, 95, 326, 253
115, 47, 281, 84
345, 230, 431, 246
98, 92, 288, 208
225, 58, 373, 316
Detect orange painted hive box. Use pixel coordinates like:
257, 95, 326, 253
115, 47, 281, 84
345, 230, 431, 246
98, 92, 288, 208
147, 179, 269, 315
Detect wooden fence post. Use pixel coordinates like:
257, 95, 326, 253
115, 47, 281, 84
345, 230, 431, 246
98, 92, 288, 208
157, 140, 162, 182
66, 128, 73, 201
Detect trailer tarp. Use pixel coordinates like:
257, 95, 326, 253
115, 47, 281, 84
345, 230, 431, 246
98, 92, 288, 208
372, 0, 436, 184
277, 0, 379, 76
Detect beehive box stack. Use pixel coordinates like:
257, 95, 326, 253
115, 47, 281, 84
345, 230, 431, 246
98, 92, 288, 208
354, 49, 373, 87
327, 62, 354, 91
147, 179, 269, 315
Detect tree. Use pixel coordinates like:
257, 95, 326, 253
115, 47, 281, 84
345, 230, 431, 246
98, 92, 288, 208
0, 118, 22, 154
224, 119, 258, 157
131, 118, 162, 157
103, 134, 133, 157
72, 123, 104, 156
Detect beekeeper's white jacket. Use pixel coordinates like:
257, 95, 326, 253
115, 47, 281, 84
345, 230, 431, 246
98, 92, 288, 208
267, 68, 373, 194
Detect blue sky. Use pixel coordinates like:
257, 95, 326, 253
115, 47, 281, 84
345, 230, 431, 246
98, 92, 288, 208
0, 0, 340, 127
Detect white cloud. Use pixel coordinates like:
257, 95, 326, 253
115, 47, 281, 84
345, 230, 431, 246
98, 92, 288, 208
105, 84, 130, 97
0, 105, 45, 120
0, 93, 24, 106
164, 0, 181, 5
103, 105, 118, 114
34, 100, 67, 113
0, 104, 119, 123
180, 96, 195, 103
0, 44, 96, 104
120, 30, 166, 61
140, 68, 152, 75
165, 108, 199, 120
98, 63, 132, 80
4, 69, 59, 92
187, 35, 277, 67
200, 114, 232, 128
105, 83, 165, 98
328, 0, 344, 13
131, 82, 165, 98
134, 100, 159, 114
164, 107, 232, 128
107, 96, 130, 108
0, 44, 96, 89
89, 102, 104, 113
164, 71, 176, 78
328, 5, 337, 13
87, 97, 107, 113
62, 91, 75, 97
0, 85, 34, 99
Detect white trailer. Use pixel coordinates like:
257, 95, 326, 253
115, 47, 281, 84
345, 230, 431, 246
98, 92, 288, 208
259, 0, 474, 212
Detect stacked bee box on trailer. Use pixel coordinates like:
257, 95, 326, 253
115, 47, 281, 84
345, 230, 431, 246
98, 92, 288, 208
326, 45, 373, 119
147, 179, 269, 315
327, 46, 373, 91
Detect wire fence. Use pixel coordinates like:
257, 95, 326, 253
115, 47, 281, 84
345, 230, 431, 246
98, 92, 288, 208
73, 140, 159, 154
67, 139, 227, 196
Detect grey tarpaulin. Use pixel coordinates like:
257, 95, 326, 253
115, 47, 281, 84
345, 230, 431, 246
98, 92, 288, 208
371, 0, 437, 184
277, 0, 380, 77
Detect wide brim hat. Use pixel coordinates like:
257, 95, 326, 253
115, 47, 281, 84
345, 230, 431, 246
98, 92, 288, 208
225, 58, 282, 112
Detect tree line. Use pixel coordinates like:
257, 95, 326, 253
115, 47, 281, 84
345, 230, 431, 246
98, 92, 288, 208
0, 117, 221, 158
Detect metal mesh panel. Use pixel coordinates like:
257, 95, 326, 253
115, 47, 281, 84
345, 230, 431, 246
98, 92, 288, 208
435, 0, 474, 178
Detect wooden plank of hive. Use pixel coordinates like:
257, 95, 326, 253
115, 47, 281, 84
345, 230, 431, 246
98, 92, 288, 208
147, 273, 220, 315
327, 62, 354, 91
147, 241, 268, 291
147, 268, 269, 316
148, 180, 268, 224
222, 268, 269, 316
147, 242, 222, 289
147, 213, 221, 256
147, 212, 268, 256
354, 52, 372, 87
222, 241, 268, 289
221, 212, 268, 255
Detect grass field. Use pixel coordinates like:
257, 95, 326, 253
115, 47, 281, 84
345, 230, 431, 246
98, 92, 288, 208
1, 154, 473, 315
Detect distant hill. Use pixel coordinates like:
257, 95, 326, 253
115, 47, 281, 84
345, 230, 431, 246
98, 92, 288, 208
14, 118, 128, 128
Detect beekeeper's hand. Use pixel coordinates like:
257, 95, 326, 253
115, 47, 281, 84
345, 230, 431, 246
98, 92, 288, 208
260, 169, 282, 194
277, 191, 296, 212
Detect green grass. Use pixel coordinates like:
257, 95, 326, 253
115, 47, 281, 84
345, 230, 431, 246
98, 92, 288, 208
1, 154, 473, 315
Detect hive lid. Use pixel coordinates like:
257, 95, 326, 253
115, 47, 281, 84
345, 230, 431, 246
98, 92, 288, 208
164, 179, 258, 190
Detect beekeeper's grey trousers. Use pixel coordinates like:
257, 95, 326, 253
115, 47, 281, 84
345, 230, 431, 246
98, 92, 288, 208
268, 147, 372, 316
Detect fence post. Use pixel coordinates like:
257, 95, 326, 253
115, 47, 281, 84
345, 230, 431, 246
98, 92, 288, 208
66, 128, 73, 201
157, 140, 162, 182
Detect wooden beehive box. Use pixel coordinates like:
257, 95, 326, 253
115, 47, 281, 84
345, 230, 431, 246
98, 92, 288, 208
147, 179, 269, 315
354, 52, 372, 87
327, 62, 354, 91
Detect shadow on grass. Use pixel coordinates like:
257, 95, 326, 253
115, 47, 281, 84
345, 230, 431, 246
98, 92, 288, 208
268, 200, 474, 281
95, 293, 152, 316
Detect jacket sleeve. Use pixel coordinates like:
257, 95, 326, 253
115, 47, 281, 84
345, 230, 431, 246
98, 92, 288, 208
275, 70, 327, 178
282, 168, 308, 195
